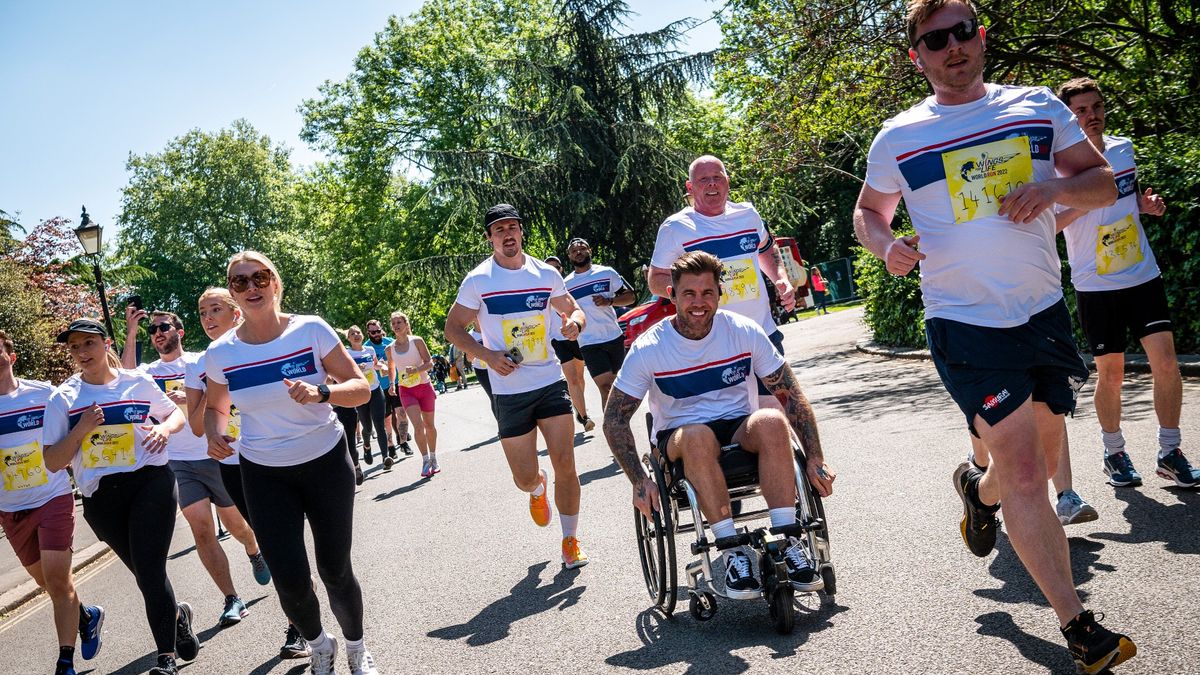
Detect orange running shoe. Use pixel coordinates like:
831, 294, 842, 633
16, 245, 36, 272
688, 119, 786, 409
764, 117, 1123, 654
529, 469, 552, 527
561, 536, 589, 569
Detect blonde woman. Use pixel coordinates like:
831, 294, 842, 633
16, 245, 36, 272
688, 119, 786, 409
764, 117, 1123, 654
386, 312, 440, 477
345, 326, 391, 468
203, 251, 376, 675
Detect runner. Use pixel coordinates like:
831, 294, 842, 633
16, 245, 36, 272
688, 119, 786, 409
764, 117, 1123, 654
203, 251, 377, 675
366, 318, 412, 464
346, 326, 391, 468
121, 307, 261, 628
0, 329, 105, 675
544, 255, 595, 431
1056, 76, 1197, 490
563, 237, 637, 411
445, 204, 591, 569
43, 319, 200, 675
852, 1, 1134, 671
184, 288, 310, 660
386, 312, 440, 476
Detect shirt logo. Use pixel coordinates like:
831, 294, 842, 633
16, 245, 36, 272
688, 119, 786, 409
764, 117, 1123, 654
123, 407, 148, 423
1116, 175, 1135, 195
15, 414, 41, 430
525, 294, 548, 310
280, 361, 314, 378
982, 389, 1010, 411
721, 365, 749, 385
958, 151, 1021, 182
592, 282, 607, 293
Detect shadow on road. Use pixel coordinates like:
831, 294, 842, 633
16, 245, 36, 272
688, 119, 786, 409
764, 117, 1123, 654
461, 435, 500, 452
108, 596, 271, 674
579, 461, 622, 486
605, 598, 847, 672
1091, 486, 1199, 555
977, 535, 1107, 607
974, 611, 1074, 672
427, 561, 585, 646
247, 658, 307, 675
797, 353, 949, 423
373, 477, 432, 501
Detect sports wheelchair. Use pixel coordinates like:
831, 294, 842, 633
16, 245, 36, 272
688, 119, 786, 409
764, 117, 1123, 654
634, 413, 836, 634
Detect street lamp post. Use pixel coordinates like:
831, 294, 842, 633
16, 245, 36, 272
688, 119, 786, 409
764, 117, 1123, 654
73, 206, 117, 341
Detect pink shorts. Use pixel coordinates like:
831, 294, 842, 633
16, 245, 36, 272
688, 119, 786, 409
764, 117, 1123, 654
399, 382, 437, 413
0, 493, 75, 567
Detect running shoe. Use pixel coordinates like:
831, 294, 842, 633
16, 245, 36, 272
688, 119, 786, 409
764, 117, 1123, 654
219, 595, 248, 627
430, 457, 441, 475
1156, 448, 1200, 488
355, 465, 364, 486
576, 412, 595, 432
78, 604, 104, 660
784, 537, 820, 591
248, 552, 271, 585
280, 624, 311, 659
148, 654, 178, 675
174, 602, 199, 661
966, 450, 987, 473
389, 445, 399, 460
952, 462, 1001, 557
1055, 490, 1099, 526
54, 659, 75, 675
347, 643, 380, 675
1061, 610, 1137, 674
529, 469, 552, 527
400, 442, 413, 456
309, 636, 338, 675
722, 547, 761, 599
1103, 451, 1142, 487
420, 457, 433, 478
363, 449, 374, 465
562, 536, 589, 569
383, 455, 395, 471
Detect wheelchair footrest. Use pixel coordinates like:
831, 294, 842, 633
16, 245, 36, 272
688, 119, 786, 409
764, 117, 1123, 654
769, 519, 822, 538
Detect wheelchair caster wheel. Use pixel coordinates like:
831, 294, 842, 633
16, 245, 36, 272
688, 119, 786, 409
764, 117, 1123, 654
689, 592, 717, 621
768, 585, 794, 634
821, 566, 837, 597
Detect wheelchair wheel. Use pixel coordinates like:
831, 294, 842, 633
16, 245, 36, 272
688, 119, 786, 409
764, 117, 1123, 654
688, 590, 717, 621
762, 558, 795, 634
634, 457, 677, 615
821, 565, 837, 597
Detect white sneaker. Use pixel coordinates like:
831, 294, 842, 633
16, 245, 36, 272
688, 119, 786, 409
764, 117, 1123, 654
347, 644, 379, 675
1055, 489, 1099, 526
309, 635, 338, 675
430, 457, 441, 475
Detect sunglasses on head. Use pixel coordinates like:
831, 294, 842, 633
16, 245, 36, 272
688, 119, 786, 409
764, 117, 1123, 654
227, 269, 274, 293
147, 322, 175, 335
914, 18, 979, 51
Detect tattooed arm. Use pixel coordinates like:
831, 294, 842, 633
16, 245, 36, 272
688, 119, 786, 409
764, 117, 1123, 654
761, 362, 836, 496
603, 388, 660, 517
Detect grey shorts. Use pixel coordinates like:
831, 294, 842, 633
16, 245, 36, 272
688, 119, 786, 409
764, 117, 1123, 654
169, 459, 235, 509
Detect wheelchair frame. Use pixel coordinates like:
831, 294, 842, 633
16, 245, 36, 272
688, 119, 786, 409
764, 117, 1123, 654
635, 413, 836, 633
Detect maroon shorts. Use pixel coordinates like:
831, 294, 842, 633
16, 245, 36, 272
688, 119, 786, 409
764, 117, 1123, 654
399, 382, 437, 413
0, 493, 75, 567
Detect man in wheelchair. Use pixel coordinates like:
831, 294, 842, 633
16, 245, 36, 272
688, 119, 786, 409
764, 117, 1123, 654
604, 251, 835, 598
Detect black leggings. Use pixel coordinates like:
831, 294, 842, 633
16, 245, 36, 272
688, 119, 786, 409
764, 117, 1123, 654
356, 387, 389, 453
219, 462, 249, 521
476, 368, 498, 420
240, 437, 363, 642
82, 464, 179, 655
334, 405, 361, 464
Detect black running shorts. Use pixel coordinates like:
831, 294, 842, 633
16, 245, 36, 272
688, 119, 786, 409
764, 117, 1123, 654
494, 380, 573, 439
1076, 275, 1172, 356
656, 415, 750, 456
926, 299, 1089, 435
580, 335, 626, 378
551, 338, 582, 364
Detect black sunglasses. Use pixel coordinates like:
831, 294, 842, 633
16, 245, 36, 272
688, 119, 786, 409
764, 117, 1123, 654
228, 269, 274, 293
147, 322, 175, 335
914, 18, 979, 51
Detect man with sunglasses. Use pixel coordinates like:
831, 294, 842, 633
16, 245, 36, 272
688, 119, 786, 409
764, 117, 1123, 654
121, 307, 265, 629
853, 1, 1134, 672
563, 237, 636, 413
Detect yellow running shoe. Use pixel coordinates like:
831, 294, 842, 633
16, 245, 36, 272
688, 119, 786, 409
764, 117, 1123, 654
561, 536, 589, 569
529, 469, 552, 527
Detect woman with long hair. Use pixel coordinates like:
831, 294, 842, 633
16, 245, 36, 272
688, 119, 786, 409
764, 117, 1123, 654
386, 311, 440, 477
43, 319, 200, 675
203, 251, 377, 675
345, 325, 391, 469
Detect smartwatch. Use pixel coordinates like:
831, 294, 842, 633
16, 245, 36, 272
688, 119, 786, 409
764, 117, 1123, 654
317, 384, 331, 403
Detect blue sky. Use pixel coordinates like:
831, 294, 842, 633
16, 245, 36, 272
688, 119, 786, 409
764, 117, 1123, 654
0, 1, 723, 235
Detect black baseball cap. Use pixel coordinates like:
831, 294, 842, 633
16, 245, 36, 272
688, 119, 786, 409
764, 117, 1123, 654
567, 237, 590, 250
483, 203, 522, 233
56, 318, 108, 343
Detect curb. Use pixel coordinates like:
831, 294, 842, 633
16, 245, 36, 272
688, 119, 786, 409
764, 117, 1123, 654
855, 340, 1200, 376
0, 541, 112, 617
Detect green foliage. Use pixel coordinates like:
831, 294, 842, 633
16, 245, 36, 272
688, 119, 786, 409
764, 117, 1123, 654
0, 258, 71, 382
853, 224, 925, 348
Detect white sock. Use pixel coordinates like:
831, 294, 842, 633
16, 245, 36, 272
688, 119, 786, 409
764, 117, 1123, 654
712, 517, 736, 539
769, 507, 795, 529
345, 637, 363, 650
429, 452, 437, 462
308, 631, 331, 651
1102, 429, 1125, 457
1159, 427, 1182, 459
560, 513, 578, 538
529, 481, 546, 497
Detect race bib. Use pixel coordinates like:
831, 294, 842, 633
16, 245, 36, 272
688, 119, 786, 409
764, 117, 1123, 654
721, 257, 761, 305
1, 440, 49, 491
1096, 215, 1144, 276
399, 371, 422, 388
82, 424, 136, 469
165, 379, 184, 393
226, 407, 241, 442
943, 136, 1034, 224
364, 369, 377, 387
503, 316, 548, 362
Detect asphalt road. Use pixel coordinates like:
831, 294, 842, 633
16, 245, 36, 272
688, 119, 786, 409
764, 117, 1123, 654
1, 307, 1196, 674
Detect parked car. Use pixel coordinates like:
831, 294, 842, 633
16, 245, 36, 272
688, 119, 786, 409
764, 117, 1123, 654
617, 294, 676, 349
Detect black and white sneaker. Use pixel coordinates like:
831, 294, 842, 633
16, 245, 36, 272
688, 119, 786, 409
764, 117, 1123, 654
279, 623, 311, 659
148, 654, 178, 675
174, 602, 200, 661
784, 537, 821, 591
722, 547, 761, 599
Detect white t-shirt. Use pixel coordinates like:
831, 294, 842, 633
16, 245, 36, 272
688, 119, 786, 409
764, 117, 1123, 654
651, 202, 777, 335
43, 370, 177, 498
348, 347, 381, 391
564, 264, 630, 347
468, 329, 487, 371
454, 255, 568, 396
864, 84, 1089, 327
183, 351, 240, 465
139, 353, 210, 462
204, 315, 345, 467
1061, 135, 1160, 292
614, 310, 786, 437
389, 337, 431, 388
0, 380, 74, 512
